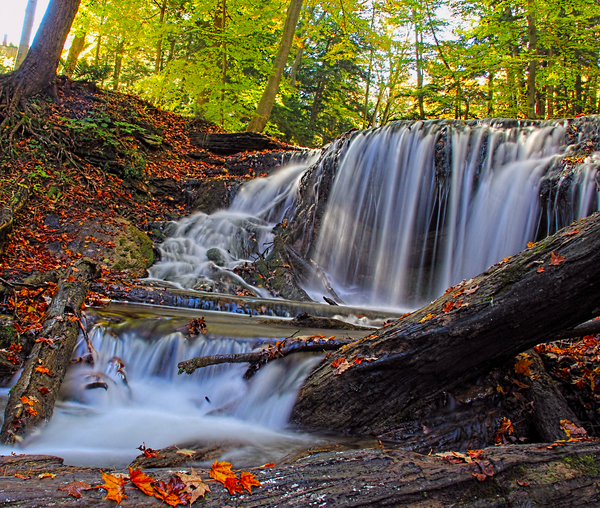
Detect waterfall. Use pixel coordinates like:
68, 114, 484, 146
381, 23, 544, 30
0, 311, 321, 467
149, 119, 599, 310
307, 120, 599, 308
148, 152, 320, 293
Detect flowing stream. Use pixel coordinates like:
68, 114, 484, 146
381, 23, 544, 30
2, 119, 599, 466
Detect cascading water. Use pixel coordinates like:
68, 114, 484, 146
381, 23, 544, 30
148, 118, 599, 311
0, 308, 322, 467
306, 120, 600, 308
148, 152, 320, 293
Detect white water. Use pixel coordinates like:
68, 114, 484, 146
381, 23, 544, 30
0, 311, 322, 467
148, 153, 320, 293
308, 121, 600, 307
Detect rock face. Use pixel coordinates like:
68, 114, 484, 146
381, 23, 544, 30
189, 131, 292, 155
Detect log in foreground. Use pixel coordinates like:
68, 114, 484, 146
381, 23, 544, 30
291, 212, 600, 437
0, 259, 99, 445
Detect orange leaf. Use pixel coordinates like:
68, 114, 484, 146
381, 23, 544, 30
38, 472, 56, 479
549, 252, 565, 266
419, 313, 436, 323
537, 266, 545, 273
209, 460, 236, 485
129, 467, 155, 497
239, 471, 261, 494
25, 407, 38, 416
515, 357, 534, 377
333, 359, 352, 375
20, 396, 37, 406
35, 366, 54, 376
97, 472, 128, 504
565, 229, 580, 236
37, 386, 50, 395
58, 481, 93, 499
527, 242, 536, 248
154, 477, 190, 507
262, 463, 275, 468
331, 357, 346, 368
224, 476, 243, 495
177, 468, 211, 504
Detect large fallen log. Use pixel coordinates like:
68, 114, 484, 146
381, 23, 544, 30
0, 259, 99, 445
291, 211, 600, 438
0, 441, 599, 507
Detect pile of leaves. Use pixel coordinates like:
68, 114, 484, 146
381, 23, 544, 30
57, 459, 262, 506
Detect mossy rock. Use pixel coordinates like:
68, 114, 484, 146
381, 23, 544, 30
111, 225, 154, 276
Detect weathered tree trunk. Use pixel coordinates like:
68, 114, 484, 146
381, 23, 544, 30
1, 0, 81, 100
246, 0, 303, 133
14, 0, 38, 70
291, 212, 600, 437
63, 31, 86, 77
0, 176, 29, 257
0, 259, 99, 445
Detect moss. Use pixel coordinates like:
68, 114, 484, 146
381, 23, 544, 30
0, 325, 17, 349
563, 455, 600, 476
110, 225, 154, 276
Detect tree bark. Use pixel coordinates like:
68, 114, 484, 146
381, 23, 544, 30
14, 0, 38, 70
0, 176, 29, 257
291, 212, 600, 437
526, 0, 537, 119
246, 0, 303, 133
63, 31, 86, 77
0, 259, 99, 445
2, 0, 81, 99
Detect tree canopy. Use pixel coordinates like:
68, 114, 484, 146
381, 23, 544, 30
4, 0, 599, 145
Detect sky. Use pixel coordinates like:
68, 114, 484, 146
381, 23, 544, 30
1, 0, 51, 47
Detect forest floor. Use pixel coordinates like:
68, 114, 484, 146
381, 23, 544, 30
0, 81, 599, 506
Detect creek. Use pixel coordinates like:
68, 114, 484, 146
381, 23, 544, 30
2, 118, 599, 466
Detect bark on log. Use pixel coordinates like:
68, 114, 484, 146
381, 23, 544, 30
189, 132, 289, 155
0, 441, 599, 507
0, 177, 29, 257
291, 211, 600, 437
526, 350, 583, 442
0, 259, 99, 444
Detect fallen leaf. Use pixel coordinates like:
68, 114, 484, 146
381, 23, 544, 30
331, 357, 346, 368
516, 479, 530, 487
25, 407, 38, 416
333, 359, 352, 375
37, 386, 50, 395
419, 313, 436, 323
565, 229, 580, 236
38, 472, 57, 479
262, 463, 275, 468
35, 366, 53, 376
537, 266, 545, 273
20, 396, 37, 406
224, 476, 243, 495
177, 468, 210, 504
97, 471, 128, 504
175, 448, 196, 457
129, 467, 155, 497
515, 357, 534, 377
501, 256, 511, 263
154, 476, 191, 507
560, 419, 588, 439
209, 460, 236, 485
58, 481, 93, 499
464, 285, 479, 295
239, 472, 261, 493
527, 242, 536, 248
14, 473, 31, 479
549, 252, 565, 266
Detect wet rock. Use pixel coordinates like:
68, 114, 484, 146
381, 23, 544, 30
206, 248, 226, 266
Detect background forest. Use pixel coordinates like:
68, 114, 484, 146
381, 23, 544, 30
3, 0, 600, 147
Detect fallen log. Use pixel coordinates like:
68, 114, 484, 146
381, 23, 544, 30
0, 175, 29, 257
0, 441, 599, 507
189, 132, 290, 155
0, 259, 99, 445
178, 335, 357, 378
291, 211, 600, 438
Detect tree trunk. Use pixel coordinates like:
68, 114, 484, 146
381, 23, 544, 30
112, 40, 124, 91
414, 21, 425, 120
526, 0, 537, 119
291, 212, 600, 437
154, 0, 168, 74
14, 0, 38, 70
63, 31, 86, 77
2, 0, 81, 100
0, 259, 99, 445
246, 0, 304, 133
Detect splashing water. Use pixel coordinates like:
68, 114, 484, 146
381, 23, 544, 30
0, 309, 323, 467
148, 153, 320, 293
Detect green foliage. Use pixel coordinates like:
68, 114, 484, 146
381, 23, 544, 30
61, 0, 600, 145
